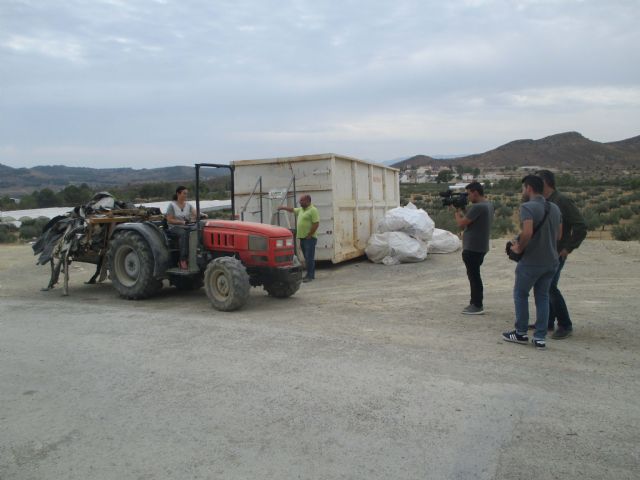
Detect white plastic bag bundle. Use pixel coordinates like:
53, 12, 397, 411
427, 228, 462, 254
365, 231, 428, 264
376, 202, 435, 241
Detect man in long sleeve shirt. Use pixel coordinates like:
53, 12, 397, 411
537, 170, 588, 339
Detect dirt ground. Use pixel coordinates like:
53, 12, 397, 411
1, 240, 639, 480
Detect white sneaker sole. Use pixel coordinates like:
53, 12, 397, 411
502, 336, 528, 344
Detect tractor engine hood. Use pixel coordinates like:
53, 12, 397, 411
203, 220, 292, 237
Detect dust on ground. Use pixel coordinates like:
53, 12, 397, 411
1, 240, 639, 480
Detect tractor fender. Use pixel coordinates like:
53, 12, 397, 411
111, 222, 170, 277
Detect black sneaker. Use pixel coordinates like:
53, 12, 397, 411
502, 330, 529, 344
531, 338, 546, 349
462, 304, 484, 315
551, 328, 572, 340
528, 324, 554, 332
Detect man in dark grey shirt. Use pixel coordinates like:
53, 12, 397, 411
454, 182, 494, 315
502, 175, 562, 349
537, 170, 587, 339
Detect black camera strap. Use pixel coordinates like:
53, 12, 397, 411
531, 201, 551, 238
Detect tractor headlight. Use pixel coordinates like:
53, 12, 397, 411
275, 239, 284, 248
248, 235, 268, 251
285, 238, 294, 246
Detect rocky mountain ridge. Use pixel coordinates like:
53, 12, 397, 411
0, 164, 226, 197
392, 132, 640, 171
2, 131, 639, 196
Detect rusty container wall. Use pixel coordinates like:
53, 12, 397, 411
232, 153, 399, 263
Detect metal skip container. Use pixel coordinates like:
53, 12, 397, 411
232, 153, 400, 263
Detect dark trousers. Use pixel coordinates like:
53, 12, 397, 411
548, 256, 572, 330
462, 250, 486, 308
168, 225, 192, 261
300, 237, 317, 279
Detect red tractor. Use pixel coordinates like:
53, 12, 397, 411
106, 163, 302, 311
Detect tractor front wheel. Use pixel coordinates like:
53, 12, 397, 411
263, 257, 302, 298
204, 257, 250, 311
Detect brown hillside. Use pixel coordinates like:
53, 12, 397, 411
391, 155, 439, 170
606, 134, 640, 154
394, 132, 640, 171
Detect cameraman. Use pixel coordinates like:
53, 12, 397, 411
454, 182, 494, 315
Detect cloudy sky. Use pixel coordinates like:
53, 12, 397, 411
1, 0, 639, 168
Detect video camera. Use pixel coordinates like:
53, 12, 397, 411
439, 190, 468, 209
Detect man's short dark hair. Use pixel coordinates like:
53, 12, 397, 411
522, 175, 544, 194
465, 181, 484, 196
536, 169, 556, 189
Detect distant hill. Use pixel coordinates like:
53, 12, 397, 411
392, 132, 640, 171
392, 155, 440, 170
0, 164, 227, 197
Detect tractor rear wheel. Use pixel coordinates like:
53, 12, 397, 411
108, 231, 162, 299
204, 257, 250, 311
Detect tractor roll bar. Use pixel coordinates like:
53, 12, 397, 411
194, 163, 235, 222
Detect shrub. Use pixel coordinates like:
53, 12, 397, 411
619, 207, 633, 220
0, 225, 16, 243
611, 223, 640, 241
491, 216, 515, 238
583, 211, 602, 231
603, 211, 621, 225
19, 224, 41, 240
432, 210, 459, 234
496, 206, 513, 218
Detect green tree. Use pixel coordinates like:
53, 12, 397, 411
0, 196, 18, 210
436, 170, 455, 184
619, 207, 633, 220
16, 194, 37, 209
61, 184, 93, 205
35, 188, 59, 208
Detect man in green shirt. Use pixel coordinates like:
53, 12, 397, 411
536, 170, 587, 339
278, 195, 320, 282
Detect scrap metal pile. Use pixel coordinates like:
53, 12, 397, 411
32, 193, 163, 294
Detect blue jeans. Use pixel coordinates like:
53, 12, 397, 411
513, 262, 557, 340
300, 237, 317, 279
549, 256, 572, 330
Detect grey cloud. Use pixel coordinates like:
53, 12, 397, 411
1, 0, 639, 168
